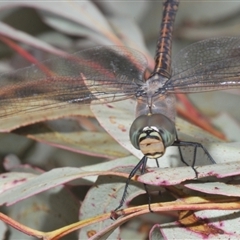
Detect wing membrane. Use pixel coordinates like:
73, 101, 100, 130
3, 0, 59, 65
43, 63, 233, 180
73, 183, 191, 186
0, 46, 147, 117
167, 37, 240, 93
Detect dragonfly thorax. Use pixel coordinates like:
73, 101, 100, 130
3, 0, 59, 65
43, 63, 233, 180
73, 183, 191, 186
143, 73, 169, 97
129, 113, 176, 159
135, 73, 176, 120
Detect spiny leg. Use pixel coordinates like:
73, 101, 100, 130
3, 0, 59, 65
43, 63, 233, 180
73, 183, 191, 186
141, 157, 153, 213
173, 134, 197, 177
142, 157, 164, 213
174, 140, 215, 164
174, 132, 192, 168
113, 156, 148, 214
172, 133, 215, 178
155, 158, 160, 167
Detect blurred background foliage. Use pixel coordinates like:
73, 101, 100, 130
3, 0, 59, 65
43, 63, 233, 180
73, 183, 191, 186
0, 1, 240, 239
0, 1, 239, 170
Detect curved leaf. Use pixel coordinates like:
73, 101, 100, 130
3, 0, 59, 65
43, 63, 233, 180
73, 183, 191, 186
139, 161, 240, 187
0, 156, 138, 206
0, 22, 66, 56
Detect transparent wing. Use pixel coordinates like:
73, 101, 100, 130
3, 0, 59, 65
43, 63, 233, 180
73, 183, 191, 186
0, 46, 147, 117
166, 37, 240, 93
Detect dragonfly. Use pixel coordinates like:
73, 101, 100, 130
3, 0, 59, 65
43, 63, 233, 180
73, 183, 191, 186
1, 0, 240, 214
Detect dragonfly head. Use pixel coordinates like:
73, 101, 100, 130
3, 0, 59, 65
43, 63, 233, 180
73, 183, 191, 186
130, 114, 176, 159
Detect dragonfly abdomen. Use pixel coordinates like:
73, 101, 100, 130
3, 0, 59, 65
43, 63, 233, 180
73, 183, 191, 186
152, 0, 179, 78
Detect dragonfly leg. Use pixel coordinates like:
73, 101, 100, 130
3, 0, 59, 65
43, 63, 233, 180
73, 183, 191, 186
173, 140, 198, 178
143, 183, 153, 213
141, 158, 153, 213
173, 135, 215, 178
174, 132, 191, 166
112, 156, 148, 215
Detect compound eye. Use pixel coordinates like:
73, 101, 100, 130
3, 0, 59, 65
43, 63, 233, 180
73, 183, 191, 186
129, 115, 149, 149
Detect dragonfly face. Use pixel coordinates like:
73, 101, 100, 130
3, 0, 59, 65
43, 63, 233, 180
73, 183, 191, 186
129, 113, 176, 159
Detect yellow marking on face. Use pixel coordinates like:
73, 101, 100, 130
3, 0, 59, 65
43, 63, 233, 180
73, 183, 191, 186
139, 136, 165, 159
